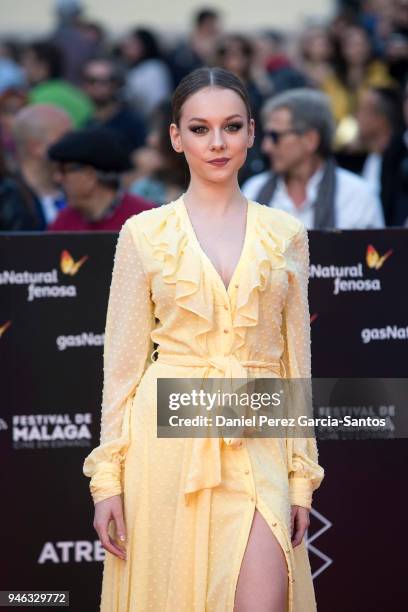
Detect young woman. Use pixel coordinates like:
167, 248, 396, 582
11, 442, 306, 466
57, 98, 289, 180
83, 66, 325, 612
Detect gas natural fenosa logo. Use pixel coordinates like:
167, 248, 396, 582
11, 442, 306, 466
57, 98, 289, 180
365, 244, 393, 270
0, 320, 11, 338
60, 250, 89, 275
310, 243, 393, 294
0, 249, 89, 301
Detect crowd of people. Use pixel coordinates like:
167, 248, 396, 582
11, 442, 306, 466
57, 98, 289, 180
1, 0, 408, 231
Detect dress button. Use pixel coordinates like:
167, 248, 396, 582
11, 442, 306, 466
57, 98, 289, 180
223, 305, 228, 310
272, 522, 277, 527
250, 496, 255, 502
244, 469, 250, 475
234, 283, 239, 288
223, 328, 229, 333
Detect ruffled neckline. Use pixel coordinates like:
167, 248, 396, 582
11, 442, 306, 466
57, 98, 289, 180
138, 195, 300, 353
177, 195, 255, 298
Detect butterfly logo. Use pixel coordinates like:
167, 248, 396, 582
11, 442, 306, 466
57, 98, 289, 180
366, 244, 393, 270
60, 250, 89, 276
0, 320, 11, 338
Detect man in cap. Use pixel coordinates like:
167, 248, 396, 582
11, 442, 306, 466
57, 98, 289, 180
47, 126, 155, 231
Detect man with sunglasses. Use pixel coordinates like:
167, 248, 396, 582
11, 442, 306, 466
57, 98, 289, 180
46, 126, 154, 231
242, 88, 385, 229
81, 57, 146, 155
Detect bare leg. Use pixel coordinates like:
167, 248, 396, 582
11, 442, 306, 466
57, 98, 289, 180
233, 508, 288, 612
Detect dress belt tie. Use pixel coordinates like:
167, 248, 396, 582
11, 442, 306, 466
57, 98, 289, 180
150, 349, 286, 504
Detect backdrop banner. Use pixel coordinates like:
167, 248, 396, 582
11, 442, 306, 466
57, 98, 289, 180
1, 228, 407, 611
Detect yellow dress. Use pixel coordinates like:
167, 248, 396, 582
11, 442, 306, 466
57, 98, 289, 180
83, 195, 325, 612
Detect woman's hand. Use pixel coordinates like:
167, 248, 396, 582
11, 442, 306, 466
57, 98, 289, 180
290, 505, 310, 548
93, 495, 127, 561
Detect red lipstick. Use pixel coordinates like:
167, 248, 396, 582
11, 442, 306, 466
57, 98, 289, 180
207, 157, 230, 167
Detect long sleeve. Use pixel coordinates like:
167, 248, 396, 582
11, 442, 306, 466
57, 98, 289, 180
281, 222, 325, 510
83, 218, 155, 505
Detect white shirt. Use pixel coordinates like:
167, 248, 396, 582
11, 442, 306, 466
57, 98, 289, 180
361, 152, 382, 197
125, 59, 172, 118
241, 165, 385, 229
40, 194, 63, 224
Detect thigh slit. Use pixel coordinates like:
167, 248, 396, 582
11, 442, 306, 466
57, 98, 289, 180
228, 500, 294, 612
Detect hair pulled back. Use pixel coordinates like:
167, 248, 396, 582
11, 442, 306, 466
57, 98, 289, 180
171, 66, 252, 126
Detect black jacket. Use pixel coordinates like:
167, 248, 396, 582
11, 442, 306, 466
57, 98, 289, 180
336, 134, 408, 226
0, 175, 47, 231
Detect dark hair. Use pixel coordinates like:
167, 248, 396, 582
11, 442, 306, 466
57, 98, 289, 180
82, 55, 125, 87
215, 34, 254, 81
195, 8, 219, 27
370, 86, 404, 132
260, 29, 286, 48
0, 39, 23, 63
130, 28, 161, 61
150, 100, 189, 190
26, 40, 64, 79
0, 141, 8, 179
333, 23, 374, 85
171, 66, 252, 126
216, 33, 253, 59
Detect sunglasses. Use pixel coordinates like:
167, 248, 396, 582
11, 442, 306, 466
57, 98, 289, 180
83, 75, 116, 85
263, 128, 300, 144
56, 162, 87, 174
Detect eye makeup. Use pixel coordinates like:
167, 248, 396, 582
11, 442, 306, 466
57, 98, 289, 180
189, 122, 244, 134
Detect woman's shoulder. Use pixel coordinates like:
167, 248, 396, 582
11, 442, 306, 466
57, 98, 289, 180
250, 200, 304, 239
123, 199, 179, 244
126, 199, 177, 223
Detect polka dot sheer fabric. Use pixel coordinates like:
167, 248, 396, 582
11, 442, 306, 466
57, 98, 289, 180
83, 197, 324, 612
